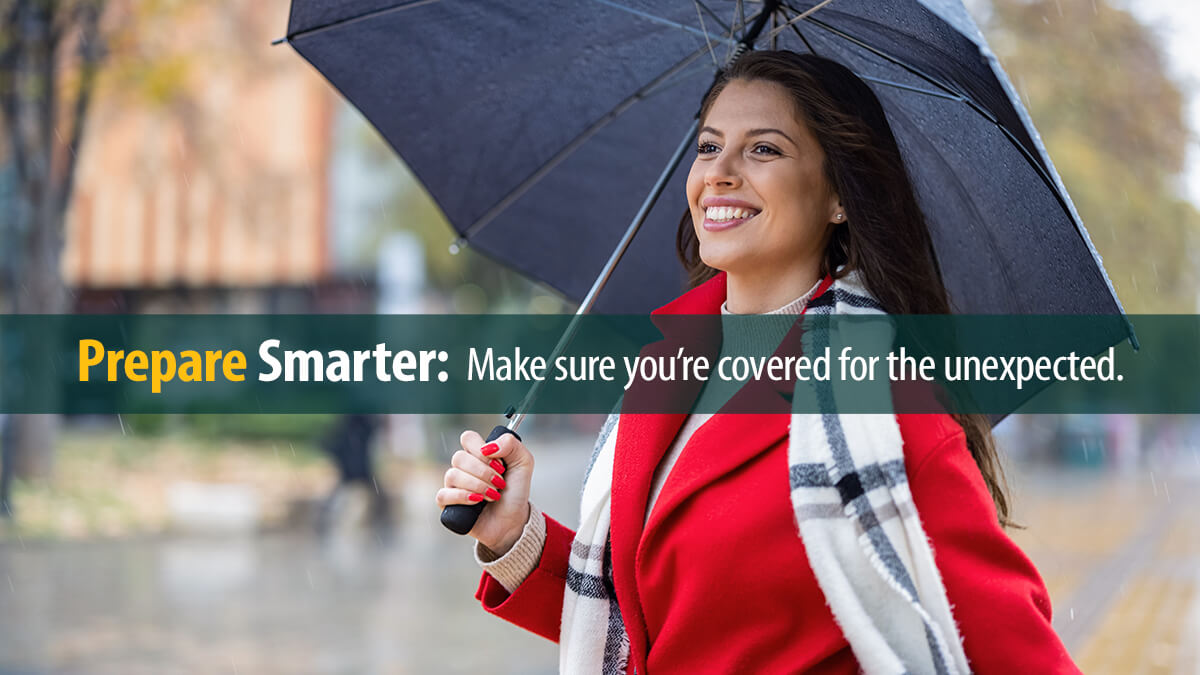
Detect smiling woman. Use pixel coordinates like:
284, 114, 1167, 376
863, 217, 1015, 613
687, 78, 842, 314
442, 50, 1083, 675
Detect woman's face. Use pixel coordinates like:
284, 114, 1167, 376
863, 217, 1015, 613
686, 79, 841, 279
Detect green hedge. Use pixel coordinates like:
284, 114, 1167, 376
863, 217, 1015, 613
119, 413, 337, 441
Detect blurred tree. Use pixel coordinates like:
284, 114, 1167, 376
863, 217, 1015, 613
982, 0, 1200, 312
0, 0, 105, 492
0, 0, 190, 492
0, 0, 102, 315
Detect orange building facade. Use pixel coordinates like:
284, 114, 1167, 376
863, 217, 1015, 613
61, 3, 336, 300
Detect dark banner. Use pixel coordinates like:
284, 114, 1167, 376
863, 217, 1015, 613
0, 313, 1188, 415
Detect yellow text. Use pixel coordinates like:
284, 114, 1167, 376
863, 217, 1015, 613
78, 339, 246, 393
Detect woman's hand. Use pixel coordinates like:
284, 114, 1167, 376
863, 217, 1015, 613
436, 429, 534, 556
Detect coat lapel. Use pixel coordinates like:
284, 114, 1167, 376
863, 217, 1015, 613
640, 274, 822, 539
608, 273, 726, 672
641, 410, 790, 541
608, 405, 790, 673
608, 272, 832, 672
609, 410, 685, 671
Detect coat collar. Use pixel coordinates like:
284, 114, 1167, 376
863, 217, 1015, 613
650, 271, 728, 317
610, 270, 833, 672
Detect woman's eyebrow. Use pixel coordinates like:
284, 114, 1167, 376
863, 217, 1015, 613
698, 126, 796, 145
746, 128, 796, 144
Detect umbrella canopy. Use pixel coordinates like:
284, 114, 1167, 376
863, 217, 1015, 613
281, 1, 1131, 338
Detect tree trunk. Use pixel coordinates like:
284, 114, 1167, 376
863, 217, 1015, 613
7, 195, 68, 481
0, 415, 13, 519
0, 1, 102, 484
7, 202, 66, 481
8, 415, 56, 481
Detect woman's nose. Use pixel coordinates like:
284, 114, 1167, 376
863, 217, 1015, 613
705, 154, 742, 189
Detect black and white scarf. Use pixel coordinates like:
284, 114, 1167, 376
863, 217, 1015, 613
560, 272, 971, 674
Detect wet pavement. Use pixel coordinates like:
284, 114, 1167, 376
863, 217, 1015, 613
0, 435, 596, 675
1, 434, 1197, 674
1010, 466, 1200, 674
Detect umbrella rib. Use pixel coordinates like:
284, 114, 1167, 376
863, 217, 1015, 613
725, 7, 764, 49
587, 0, 737, 47
792, 13, 988, 113
779, 4, 819, 54
693, 0, 731, 35
693, 1, 721, 68
641, 62, 717, 99
795, 11, 1133, 334
762, 0, 837, 43
460, 45, 715, 241
777, 5, 958, 101
796, 14, 1097, 252
640, 7, 766, 100
282, 0, 443, 42
881, 102, 1022, 313
859, 76, 964, 101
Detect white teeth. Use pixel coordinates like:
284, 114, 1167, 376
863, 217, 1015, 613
706, 206, 757, 221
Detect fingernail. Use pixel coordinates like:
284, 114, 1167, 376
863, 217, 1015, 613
491, 475, 506, 489
481, 443, 499, 456
485, 488, 501, 500
490, 459, 505, 474
468, 493, 484, 502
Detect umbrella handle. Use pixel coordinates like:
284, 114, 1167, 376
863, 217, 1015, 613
440, 425, 521, 535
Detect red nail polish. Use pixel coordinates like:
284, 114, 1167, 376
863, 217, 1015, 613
490, 459, 505, 474
492, 475, 506, 489
481, 443, 499, 456
485, 488, 501, 500
468, 493, 484, 502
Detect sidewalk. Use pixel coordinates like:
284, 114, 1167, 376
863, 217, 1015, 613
1010, 466, 1200, 674
0, 435, 1195, 673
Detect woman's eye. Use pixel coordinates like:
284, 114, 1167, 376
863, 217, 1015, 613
696, 142, 720, 155
752, 144, 781, 156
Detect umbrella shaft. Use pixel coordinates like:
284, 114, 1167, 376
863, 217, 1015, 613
506, 118, 701, 432
506, 0, 776, 431
581, 118, 700, 316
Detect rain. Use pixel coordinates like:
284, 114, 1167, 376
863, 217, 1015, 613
0, 0, 1198, 673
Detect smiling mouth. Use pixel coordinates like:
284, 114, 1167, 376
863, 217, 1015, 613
703, 205, 760, 231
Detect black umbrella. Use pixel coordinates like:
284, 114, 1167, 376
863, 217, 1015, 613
277, 0, 1135, 532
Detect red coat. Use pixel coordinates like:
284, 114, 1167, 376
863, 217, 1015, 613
475, 273, 1081, 674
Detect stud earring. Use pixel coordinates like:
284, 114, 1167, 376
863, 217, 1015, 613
834, 213, 844, 221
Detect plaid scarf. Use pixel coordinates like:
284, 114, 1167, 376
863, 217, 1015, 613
560, 272, 971, 675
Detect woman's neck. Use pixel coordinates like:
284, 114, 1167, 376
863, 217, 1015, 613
725, 263, 823, 315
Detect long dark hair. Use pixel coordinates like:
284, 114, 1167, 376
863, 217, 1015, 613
678, 50, 1013, 527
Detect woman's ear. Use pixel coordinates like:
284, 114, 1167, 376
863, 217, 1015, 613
828, 197, 845, 225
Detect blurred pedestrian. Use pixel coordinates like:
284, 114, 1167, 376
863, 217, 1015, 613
319, 414, 391, 535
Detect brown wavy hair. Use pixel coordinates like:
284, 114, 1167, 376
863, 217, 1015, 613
678, 50, 1013, 527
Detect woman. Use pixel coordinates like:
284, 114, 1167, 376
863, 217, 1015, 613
436, 51, 1081, 674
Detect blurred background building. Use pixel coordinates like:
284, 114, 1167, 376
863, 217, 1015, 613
62, 4, 332, 309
